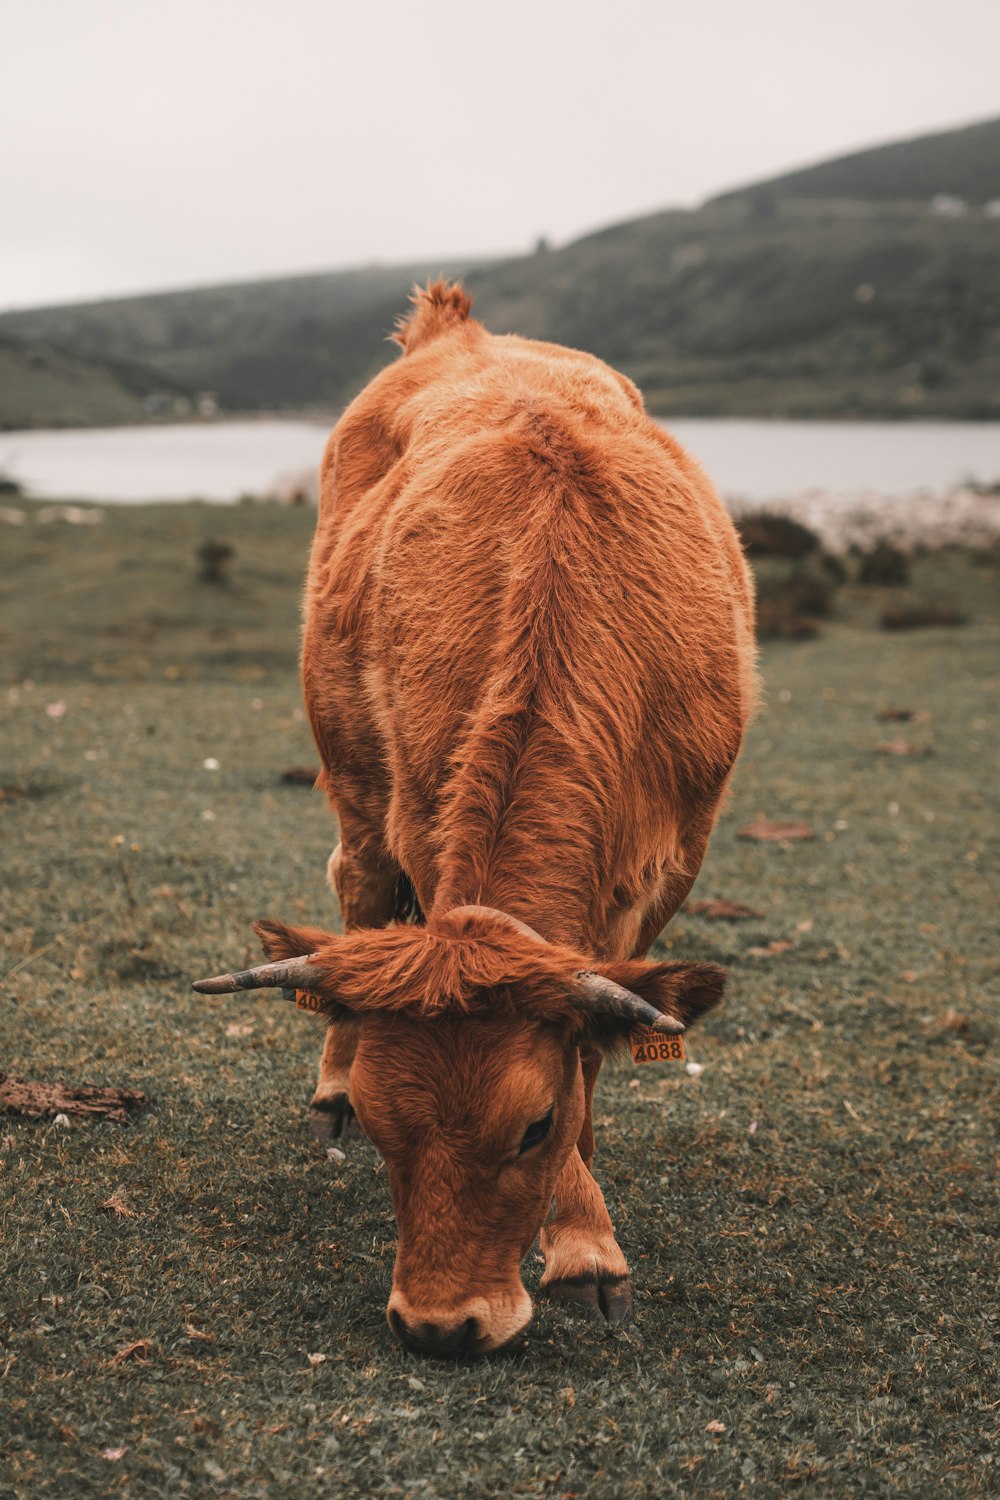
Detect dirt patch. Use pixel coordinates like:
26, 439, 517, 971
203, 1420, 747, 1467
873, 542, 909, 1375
0, 1074, 148, 1123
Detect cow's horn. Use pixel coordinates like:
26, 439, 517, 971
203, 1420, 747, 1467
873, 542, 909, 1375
447, 905, 547, 944
192, 955, 325, 995
446, 904, 683, 1034
575, 970, 685, 1034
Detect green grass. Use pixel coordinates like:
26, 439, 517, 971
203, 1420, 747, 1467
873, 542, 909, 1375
1, 503, 998, 1497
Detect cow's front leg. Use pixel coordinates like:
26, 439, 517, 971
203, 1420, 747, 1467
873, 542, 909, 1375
539, 1148, 632, 1325
311, 1018, 363, 1142
309, 835, 398, 1143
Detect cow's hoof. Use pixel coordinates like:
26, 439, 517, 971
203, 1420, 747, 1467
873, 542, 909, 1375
309, 1094, 360, 1145
541, 1271, 632, 1326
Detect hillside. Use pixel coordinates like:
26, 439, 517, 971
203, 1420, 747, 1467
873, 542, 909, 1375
470, 201, 1000, 418
0, 263, 481, 429
0, 337, 189, 430
711, 113, 1000, 208
2, 115, 998, 425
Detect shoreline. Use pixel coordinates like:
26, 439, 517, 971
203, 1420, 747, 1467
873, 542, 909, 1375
4, 482, 1000, 555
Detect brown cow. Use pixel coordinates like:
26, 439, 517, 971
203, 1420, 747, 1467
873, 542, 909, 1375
195, 282, 756, 1358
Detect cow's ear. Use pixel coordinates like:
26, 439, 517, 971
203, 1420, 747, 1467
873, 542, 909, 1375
253, 918, 332, 962
581, 959, 725, 1054
605, 960, 726, 1030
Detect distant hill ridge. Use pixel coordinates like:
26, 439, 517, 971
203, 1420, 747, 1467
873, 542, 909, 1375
1, 112, 998, 426
710, 114, 1000, 207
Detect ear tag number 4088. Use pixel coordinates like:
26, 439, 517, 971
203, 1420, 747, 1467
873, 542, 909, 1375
631, 1025, 685, 1064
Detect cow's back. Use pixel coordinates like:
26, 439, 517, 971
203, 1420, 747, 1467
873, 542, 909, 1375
304, 291, 755, 954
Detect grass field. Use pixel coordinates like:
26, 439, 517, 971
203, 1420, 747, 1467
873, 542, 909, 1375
1, 501, 997, 1498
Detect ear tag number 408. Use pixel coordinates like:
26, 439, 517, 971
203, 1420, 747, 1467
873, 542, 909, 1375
282, 987, 324, 1013
631, 1025, 685, 1064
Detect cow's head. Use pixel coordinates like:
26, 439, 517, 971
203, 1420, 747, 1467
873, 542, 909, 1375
193, 907, 723, 1358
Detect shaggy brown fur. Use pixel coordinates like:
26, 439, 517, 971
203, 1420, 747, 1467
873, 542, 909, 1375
254, 912, 724, 1037
257, 282, 755, 1356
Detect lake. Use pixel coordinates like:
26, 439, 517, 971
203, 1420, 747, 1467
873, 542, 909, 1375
1, 417, 998, 504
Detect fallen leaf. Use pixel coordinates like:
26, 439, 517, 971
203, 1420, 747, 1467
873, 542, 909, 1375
738, 818, 815, 842
746, 939, 794, 958
102, 1447, 127, 1461
705, 1420, 727, 1434
110, 1339, 152, 1365
225, 1022, 255, 1038
307, 1352, 328, 1367
684, 899, 764, 920
183, 1323, 214, 1343
875, 741, 931, 756
100, 1189, 136, 1219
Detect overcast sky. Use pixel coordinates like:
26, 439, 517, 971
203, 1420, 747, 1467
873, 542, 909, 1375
3, 0, 998, 310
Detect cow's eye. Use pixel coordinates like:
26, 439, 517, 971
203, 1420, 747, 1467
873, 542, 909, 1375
519, 1110, 553, 1154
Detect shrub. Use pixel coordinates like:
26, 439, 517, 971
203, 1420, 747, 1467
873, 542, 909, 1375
880, 603, 966, 630
858, 541, 910, 586
737, 511, 822, 559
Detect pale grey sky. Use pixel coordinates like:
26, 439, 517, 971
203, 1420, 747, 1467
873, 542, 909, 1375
3, 0, 998, 310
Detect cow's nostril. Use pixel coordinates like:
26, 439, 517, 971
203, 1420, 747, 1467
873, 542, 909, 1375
456, 1316, 478, 1354
418, 1316, 478, 1358
391, 1313, 480, 1359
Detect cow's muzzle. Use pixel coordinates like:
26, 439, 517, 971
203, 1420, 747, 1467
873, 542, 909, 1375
387, 1289, 531, 1360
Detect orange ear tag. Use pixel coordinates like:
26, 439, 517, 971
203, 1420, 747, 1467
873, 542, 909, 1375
281, 986, 324, 1012
630, 1026, 686, 1065
294, 990, 324, 1013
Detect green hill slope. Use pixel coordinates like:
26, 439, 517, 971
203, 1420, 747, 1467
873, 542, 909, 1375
0, 337, 191, 430
0, 263, 483, 428
2, 115, 998, 424
469, 202, 1000, 418
711, 114, 1000, 208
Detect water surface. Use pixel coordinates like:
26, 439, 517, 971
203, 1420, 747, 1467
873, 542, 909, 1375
1, 417, 998, 503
